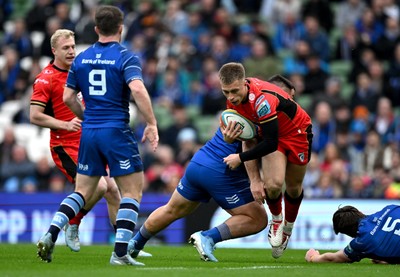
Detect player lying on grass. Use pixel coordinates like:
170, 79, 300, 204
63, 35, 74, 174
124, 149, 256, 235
305, 205, 400, 264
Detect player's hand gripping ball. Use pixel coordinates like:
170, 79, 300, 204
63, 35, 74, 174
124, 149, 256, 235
220, 109, 257, 141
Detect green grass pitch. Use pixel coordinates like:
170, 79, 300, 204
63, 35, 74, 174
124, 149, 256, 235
0, 244, 398, 277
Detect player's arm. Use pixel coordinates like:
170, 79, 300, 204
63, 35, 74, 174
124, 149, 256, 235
63, 87, 85, 120
239, 117, 279, 162
30, 104, 81, 131
305, 248, 352, 263
129, 79, 159, 152
242, 138, 265, 205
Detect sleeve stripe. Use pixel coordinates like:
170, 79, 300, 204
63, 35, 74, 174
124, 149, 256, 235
125, 65, 142, 71
260, 115, 277, 124
30, 101, 46, 108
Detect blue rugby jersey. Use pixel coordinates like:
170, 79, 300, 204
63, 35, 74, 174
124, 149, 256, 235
66, 42, 143, 128
344, 205, 400, 263
191, 128, 247, 177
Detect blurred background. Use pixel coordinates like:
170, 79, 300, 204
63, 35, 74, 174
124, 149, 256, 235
0, 0, 399, 248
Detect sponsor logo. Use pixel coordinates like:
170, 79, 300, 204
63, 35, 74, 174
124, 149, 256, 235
255, 95, 265, 106
177, 181, 184, 190
225, 194, 240, 204
256, 101, 271, 117
34, 78, 49, 85
96, 54, 102, 58
120, 159, 131, 170
298, 153, 305, 162
78, 163, 89, 171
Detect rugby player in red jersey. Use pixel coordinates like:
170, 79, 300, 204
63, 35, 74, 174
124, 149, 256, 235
218, 62, 313, 259
30, 29, 121, 253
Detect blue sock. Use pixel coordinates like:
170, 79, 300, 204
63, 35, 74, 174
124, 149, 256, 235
133, 225, 153, 250
114, 197, 140, 257
201, 227, 222, 244
48, 192, 85, 242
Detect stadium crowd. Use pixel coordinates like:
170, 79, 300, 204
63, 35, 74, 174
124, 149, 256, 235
0, 0, 400, 199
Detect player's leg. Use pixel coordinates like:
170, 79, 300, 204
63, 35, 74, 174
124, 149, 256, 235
101, 175, 120, 230
129, 189, 200, 257
37, 173, 99, 262
262, 151, 286, 247
192, 201, 267, 262
271, 163, 306, 259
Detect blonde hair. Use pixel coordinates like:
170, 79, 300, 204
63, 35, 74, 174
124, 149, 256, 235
50, 29, 75, 49
218, 62, 246, 85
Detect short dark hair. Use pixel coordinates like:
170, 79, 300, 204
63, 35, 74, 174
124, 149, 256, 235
332, 206, 365, 238
95, 5, 124, 36
268, 74, 296, 92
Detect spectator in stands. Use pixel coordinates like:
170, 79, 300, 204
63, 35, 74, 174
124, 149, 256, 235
350, 72, 380, 114
348, 47, 376, 83
303, 53, 329, 95
272, 11, 305, 54
303, 152, 321, 198
283, 40, 311, 75
372, 97, 395, 144
311, 101, 336, 154
333, 24, 364, 61
0, 0, 13, 32
175, 127, 200, 166
183, 9, 208, 50
269, 0, 302, 26
0, 125, 17, 166
301, 0, 334, 34
0, 144, 35, 192
243, 38, 282, 80
162, 0, 188, 36
54, 2, 75, 31
310, 76, 345, 113
374, 16, 400, 60
0, 46, 22, 104
25, 0, 55, 33
74, 5, 97, 44
335, 0, 366, 31
386, 42, 400, 107
2, 18, 33, 58
355, 7, 385, 46
160, 103, 198, 150
367, 59, 390, 96
301, 15, 330, 61
230, 24, 255, 63
39, 16, 62, 58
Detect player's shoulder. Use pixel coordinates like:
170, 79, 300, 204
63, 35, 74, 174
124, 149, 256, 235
33, 64, 58, 86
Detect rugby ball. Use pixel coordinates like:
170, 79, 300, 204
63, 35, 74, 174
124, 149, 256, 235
220, 109, 257, 140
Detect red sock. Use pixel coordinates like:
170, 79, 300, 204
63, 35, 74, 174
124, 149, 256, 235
266, 193, 282, 217
69, 209, 88, 225
284, 190, 304, 223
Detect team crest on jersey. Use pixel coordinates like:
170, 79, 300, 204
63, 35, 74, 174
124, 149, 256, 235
256, 100, 271, 117
249, 93, 255, 101
96, 54, 102, 58
44, 69, 53, 74
298, 152, 305, 162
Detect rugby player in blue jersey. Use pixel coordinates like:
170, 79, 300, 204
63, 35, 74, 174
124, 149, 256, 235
36, 5, 158, 266
305, 205, 400, 264
128, 127, 267, 262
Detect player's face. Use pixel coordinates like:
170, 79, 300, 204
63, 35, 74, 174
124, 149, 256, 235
220, 79, 247, 106
53, 36, 75, 70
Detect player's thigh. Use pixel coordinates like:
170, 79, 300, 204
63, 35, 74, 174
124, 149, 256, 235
261, 151, 287, 187
227, 201, 267, 221
165, 189, 201, 218
285, 162, 307, 191
75, 173, 101, 200
115, 171, 144, 200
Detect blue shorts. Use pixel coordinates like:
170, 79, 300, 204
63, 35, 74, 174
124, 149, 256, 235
78, 127, 143, 177
177, 161, 254, 210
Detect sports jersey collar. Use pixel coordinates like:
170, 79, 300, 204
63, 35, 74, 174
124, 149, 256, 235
51, 60, 69, 73
96, 41, 119, 47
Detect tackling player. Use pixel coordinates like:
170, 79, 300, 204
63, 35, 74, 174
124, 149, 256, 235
30, 29, 120, 252
306, 205, 400, 264
219, 63, 313, 258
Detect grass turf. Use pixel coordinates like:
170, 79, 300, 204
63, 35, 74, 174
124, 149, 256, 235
0, 244, 398, 277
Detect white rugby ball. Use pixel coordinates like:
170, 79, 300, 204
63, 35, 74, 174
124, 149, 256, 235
220, 109, 257, 140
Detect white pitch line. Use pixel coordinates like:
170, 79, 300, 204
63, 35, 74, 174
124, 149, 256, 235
136, 266, 303, 270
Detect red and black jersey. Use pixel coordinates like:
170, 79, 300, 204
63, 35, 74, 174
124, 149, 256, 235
227, 77, 312, 137
30, 62, 81, 142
